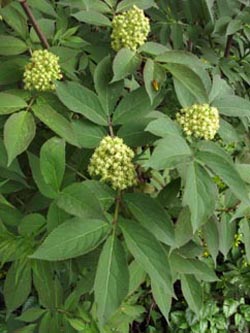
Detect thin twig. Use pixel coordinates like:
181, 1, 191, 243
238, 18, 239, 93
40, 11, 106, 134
187, 39, 193, 52
19, 0, 50, 49
224, 3, 245, 58
146, 300, 156, 327
224, 35, 233, 58
26, 96, 36, 112
66, 163, 88, 180
113, 190, 121, 227
108, 117, 114, 137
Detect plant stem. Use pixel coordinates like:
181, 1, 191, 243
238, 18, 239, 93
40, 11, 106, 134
26, 96, 36, 112
19, 0, 50, 49
108, 116, 114, 137
224, 3, 245, 58
224, 34, 233, 58
151, 174, 165, 189
66, 163, 88, 180
113, 190, 121, 228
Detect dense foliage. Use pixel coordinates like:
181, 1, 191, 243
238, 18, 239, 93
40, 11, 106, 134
1, 0, 250, 332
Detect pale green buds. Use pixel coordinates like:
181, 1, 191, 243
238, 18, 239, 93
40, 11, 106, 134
176, 104, 220, 140
111, 5, 150, 52
88, 136, 137, 190
23, 50, 62, 91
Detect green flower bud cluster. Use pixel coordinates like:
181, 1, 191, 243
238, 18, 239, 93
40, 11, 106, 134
234, 233, 243, 248
213, 175, 226, 190
23, 50, 62, 91
111, 5, 150, 51
176, 104, 220, 140
88, 136, 137, 190
218, 139, 236, 155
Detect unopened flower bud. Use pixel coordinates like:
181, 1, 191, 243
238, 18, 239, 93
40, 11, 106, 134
23, 50, 62, 91
176, 104, 219, 140
111, 5, 150, 52
88, 136, 137, 190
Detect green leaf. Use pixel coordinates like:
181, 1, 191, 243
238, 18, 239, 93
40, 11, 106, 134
38, 312, 58, 333
174, 208, 193, 249
124, 193, 175, 246
83, 180, 115, 210
15, 324, 37, 333
47, 201, 70, 232
173, 78, 196, 107
40, 137, 65, 192
0, 58, 27, 85
202, 0, 214, 23
145, 116, 181, 137
112, 48, 141, 82
116, 0, 155, 11
241, 218, 250, 264
203, 217, 219, 265
117, 118, 155, 147
223, 299, 239, 318
196, 142, 249, 204
236, 164, 250, 184
17, 308, 46, 323
226, 19, 242, 35
73, 0, 112, 12
32, 261, 57, 308
31, 218, 111, 261
18, 213, 46, 236
212, 95, 250, 117
0, 92, 27, 115
103, 0, 117, 7
50, 46, 81, 77
0, 4, 28, 39
30, 18, 55, 43
94, 56, 124, 115
4, 111, 36, 166
0, 35, 28, 55
171, 23, 183, 49
218, 214, 236, 258
72, 10, 111, 26
156, 50, 211, 92
145, 135, 192, 170
183, 162, 217, 231
0, 203, 23, 227
112, 87, 153, 125
72, 119, 107, 148
209, 75, 233, 103
143, 59, 165, 104
120, 218, 173, 295
28, 153, 57, 199
4, 261, 31, 314
164, 63, 208, 103
169, 252, 218, 282
56, 81, 107, 126
95, 234, 129, 326
67, 317, 85, 331
181, 274, 203, 316
28, 0, 57, 17
174, 239, 203, 259
138, 42, 169, 55
0, 138, 24, 176
151, 279, 172, 322
32, 103, 79, 147
218, 118, 240, 144
56, 182, 105, 219
128, 261, 146, 295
